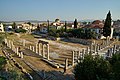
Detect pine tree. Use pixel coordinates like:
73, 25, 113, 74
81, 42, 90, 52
65, 21, 67, 32
103, 11, 112, 37
74, 19, 78, 29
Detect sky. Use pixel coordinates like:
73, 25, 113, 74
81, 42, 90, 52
0, 0, 120, 21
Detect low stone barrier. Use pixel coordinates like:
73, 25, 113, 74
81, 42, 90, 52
67, 38, 92, 45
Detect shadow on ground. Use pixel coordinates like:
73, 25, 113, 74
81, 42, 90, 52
29, 70, 75, 80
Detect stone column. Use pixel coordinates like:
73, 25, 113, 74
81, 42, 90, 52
11, 41, 14, 50
4, 39, 7, 44
21, 52, 23, 58
90, 44, 92, 54
106, 37, 109, 45
96, 44, 99, 52
16, 47, 19, 55
13, 45, 15, 52
65, 58, 68, 69
82, 49, 85, 54
36, 44, 38, 54
47, 44, 50, 60
82, 49, 85, 60
78, 51, 80, 59
42, 44, 45, 57
94, 45, 96, 53
32, 46, 35, 52
98, 45, 101, 50
30, 45, 32, 50
87, 47, 89, 54
72, 51, 75, 66
23, 39, 25, 46
113, 45, 116, 54
110, 48, 112, 57
18, 52, 21, 57
8, 40, 11, 48
38, 43, 41, 55
9, 40, 11, 48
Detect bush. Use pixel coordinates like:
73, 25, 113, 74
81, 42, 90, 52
0, 56, 7, 70
109, 53, 120, 80
15, 29, 27, 33
74, 55, 111, 80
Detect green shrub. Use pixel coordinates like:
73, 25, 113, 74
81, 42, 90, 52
15, 29, 27, 33
0, 56, 7, 70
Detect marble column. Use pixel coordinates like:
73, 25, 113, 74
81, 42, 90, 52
30, 45, 32, 50
94, 45, 96, 53
47, 44, 50, 60
38, 43, 41, 55
4, 39, 7, 44
32, 46, 35, 52
8, 40, 11, 48
72, 51, 75, 66
78, 51, 81, 59
107, 49, 110, 57
42, 44, 45, 57
18, 52, 21, 57
113, 45, 116, 54
82, 49, 85, 55
110, 48, 113, 57
65, 58, 68, 69
21, 52, 23, 58
11, 41, 14, 50
16, 47, 19, 55
89, 44, 92, 54
96, 44, 99, 52
82, 49, 85, 60
36, 44, 38, 54
98, 45, 101, 50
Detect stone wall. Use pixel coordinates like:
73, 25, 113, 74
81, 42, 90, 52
67, 38, 92, 45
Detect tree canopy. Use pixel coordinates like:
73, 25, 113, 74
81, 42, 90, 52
74, 55, 111, 80
74, 52, 120, 80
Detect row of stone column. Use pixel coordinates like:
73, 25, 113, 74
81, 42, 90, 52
4, 39, 24, 58
89, 40, 112, 54
27, 43, 50, 60
65, 48, 87, 69
106, 45, 120, 58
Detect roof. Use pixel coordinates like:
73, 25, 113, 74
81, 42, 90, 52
92, 20, 103, 24
84, 24, 104, 29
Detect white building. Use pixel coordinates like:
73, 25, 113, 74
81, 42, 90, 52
0, 23, 4, 32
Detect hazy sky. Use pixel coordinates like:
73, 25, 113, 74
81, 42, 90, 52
0, 0, 120, 21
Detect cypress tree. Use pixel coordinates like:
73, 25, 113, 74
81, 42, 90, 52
103, 11, 112, 37
12, 22, 16, 29
74, 19, 78, 29
47, 20, 49, 33
65, 21, 67, 32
